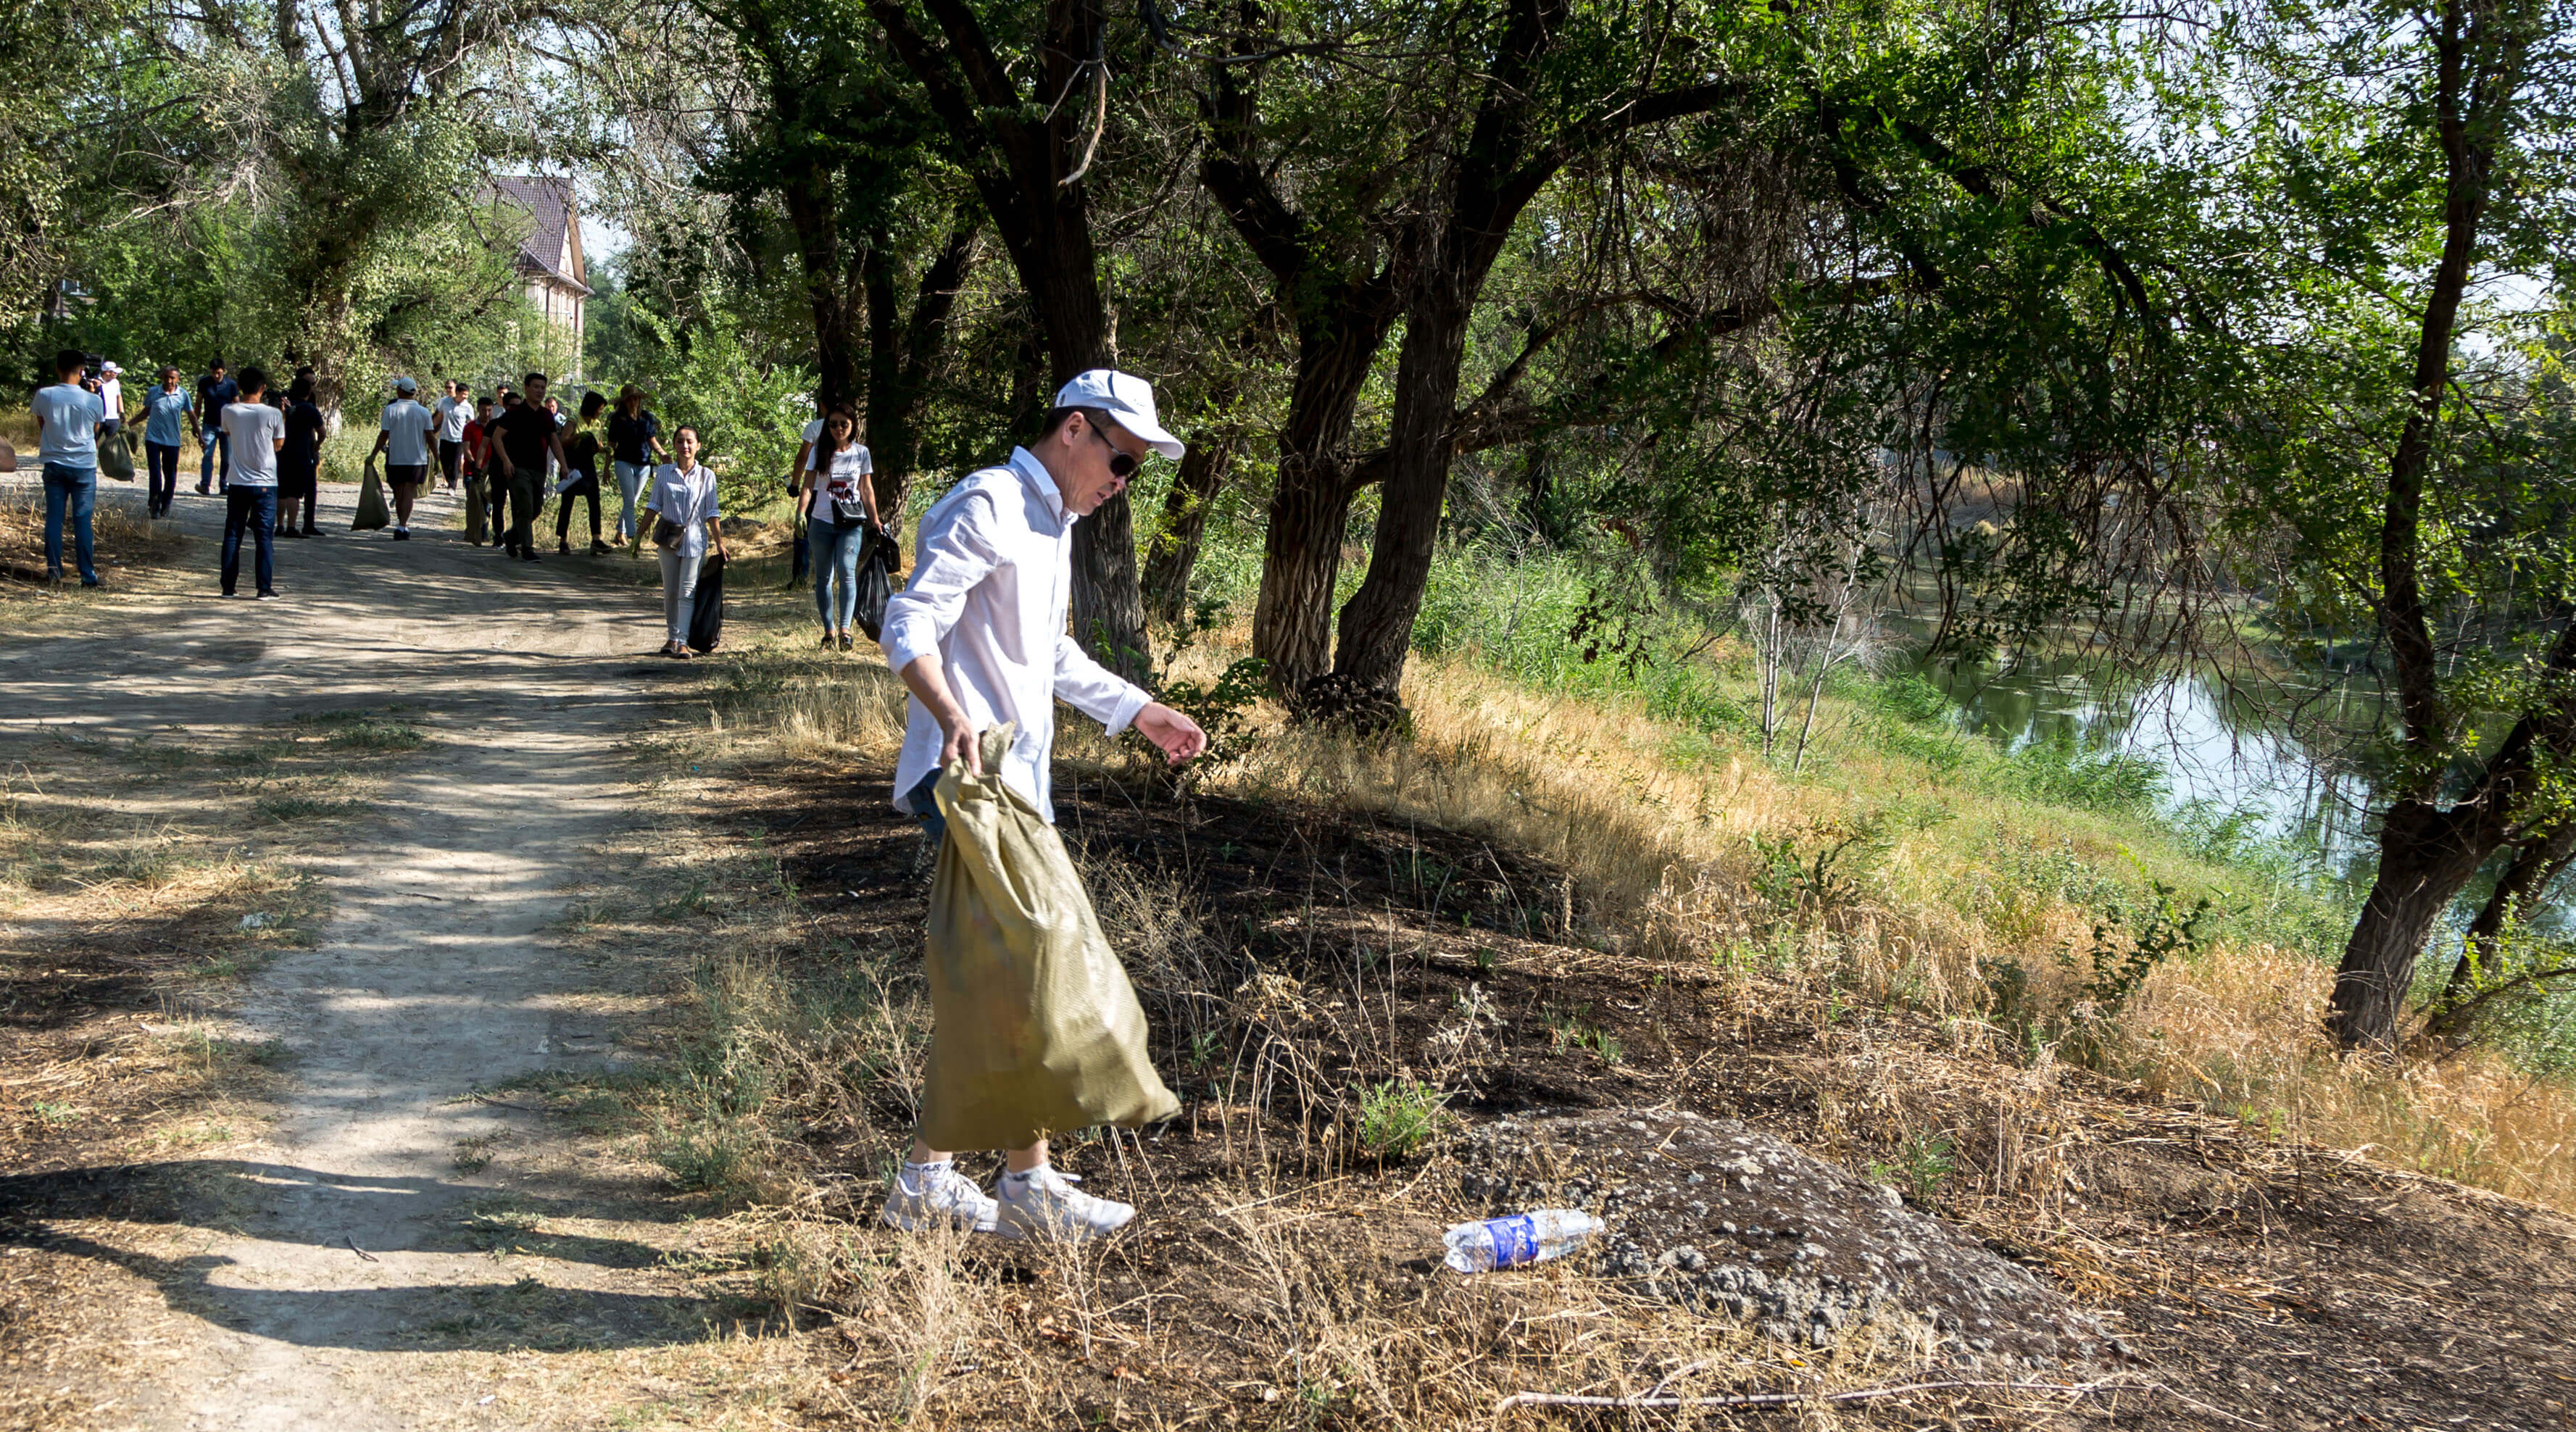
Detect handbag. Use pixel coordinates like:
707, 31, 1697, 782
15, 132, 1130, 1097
652, 515, 684, 549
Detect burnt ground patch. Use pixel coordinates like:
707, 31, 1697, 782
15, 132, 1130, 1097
744, 761, 2576, 1431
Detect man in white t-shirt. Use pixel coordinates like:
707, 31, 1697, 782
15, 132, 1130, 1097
96, 362, 125, 439
219, 365, 288, 598
433, 380, 471, 491
30, 348, 107, 586
370, 376, 437, 540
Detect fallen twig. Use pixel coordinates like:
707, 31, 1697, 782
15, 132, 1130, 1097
1494, 1376, 2131, 1414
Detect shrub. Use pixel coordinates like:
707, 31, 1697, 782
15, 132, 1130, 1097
1355, 1078, 1447, 1159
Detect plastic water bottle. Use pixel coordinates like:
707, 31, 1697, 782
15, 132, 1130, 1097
1442, 1210, 1604, 1273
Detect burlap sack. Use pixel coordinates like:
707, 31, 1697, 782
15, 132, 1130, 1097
918, 725, 1179, 1151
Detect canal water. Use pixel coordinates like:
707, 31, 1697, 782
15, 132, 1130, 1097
1920, 652, 2386, 883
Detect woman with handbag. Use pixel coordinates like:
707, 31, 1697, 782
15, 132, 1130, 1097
638, 425, 726, 659
801, 404, 880, 652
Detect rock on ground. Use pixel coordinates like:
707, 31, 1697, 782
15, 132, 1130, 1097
1455, 1108, 2118, 1369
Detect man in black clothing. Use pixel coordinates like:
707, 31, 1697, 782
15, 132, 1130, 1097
488, 372, 573, 561
194, 359, 237, 494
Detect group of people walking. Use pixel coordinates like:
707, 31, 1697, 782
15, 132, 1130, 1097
30, 357, 726, 620
38, 346, 1229, 1241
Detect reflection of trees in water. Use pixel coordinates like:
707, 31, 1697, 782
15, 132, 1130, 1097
1916, 647, 2390, 881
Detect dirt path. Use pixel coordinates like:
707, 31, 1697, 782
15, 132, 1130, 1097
2, 478, 715, 1429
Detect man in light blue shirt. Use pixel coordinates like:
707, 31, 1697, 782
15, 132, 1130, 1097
141, 366, 192, 517
30, 349, 106, 586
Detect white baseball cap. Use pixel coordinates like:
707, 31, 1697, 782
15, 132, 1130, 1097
1053, 369, 1182, 459
393, 375, 417, 394
99, 361, 120, 375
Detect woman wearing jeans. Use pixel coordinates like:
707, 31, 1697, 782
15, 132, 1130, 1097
638, 426, 726, 658
801, 404, 878, 651
606, 385, 668, 544
142, 368, 191, 518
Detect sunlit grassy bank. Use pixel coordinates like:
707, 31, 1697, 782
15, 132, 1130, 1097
670, 517, 2576, 1212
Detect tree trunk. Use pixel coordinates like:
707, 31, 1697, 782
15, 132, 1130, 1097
1332, 275, 1473, 694
2327, 799, 2505, 1052
781, 174, 864, 413
1143, 430, 1235, 624
2327, 0, 2520, 1049
863, 218, 976, 523
1254, 453, 1358, 687
864, 0, 1154, 682
2426, 822, 2576, 1042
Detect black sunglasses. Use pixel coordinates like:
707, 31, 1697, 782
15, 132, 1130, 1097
1089, 422, 1139, 479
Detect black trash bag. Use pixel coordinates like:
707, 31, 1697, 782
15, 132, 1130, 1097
854, 523, 899, 642
687, 553, 726, 653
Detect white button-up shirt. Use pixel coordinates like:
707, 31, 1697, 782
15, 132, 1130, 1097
883, 447, 1151, 823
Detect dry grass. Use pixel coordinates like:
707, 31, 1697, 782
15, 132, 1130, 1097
0, 711, 428, 1170
0, 474, 186, 594
1070, 633, 2576, 1215
663, 595, 2576, 1213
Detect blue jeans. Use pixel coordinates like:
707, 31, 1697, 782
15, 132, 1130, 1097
811, 517, 864, 630
905, 770, 946, 846
41, 463, 98, 584
199, 429, 228, 490
221, 486, 276, 594
146, 441, 181, 513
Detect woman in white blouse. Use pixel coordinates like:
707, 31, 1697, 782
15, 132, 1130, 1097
636, 425, 728, 658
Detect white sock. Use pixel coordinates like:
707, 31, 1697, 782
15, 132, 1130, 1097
900, 1157, 953, 1192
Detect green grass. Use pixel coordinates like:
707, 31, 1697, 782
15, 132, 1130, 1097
1355, 1078, 1447, 1159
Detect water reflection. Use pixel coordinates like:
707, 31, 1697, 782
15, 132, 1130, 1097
1920, 653, 2385, 881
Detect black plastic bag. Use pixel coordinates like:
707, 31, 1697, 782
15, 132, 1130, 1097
855, 524, 899, 642
688, 553, 726, 653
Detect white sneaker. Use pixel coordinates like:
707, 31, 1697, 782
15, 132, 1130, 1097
881, 1162, 999, 1233
995, 1165, 1134, 1241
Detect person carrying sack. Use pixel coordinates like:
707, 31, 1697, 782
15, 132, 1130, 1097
878, 369, 1208, 1242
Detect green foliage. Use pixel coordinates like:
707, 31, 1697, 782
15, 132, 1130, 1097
1142, 656, 1271, 774
1866, 1131, 1956, 1206
1354, 1078, 1447, 1159
1542, 1005, 1624, 1065
626, 301, 814, 514
2003, 737, 2169, 815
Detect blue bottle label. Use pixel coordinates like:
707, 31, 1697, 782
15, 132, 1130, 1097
1488, 1215, 1540, 1268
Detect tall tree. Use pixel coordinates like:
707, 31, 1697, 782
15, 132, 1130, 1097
863, 0, 1155, 678
685, 0, 981, 517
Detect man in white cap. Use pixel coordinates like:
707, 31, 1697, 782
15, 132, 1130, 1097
96, 362, 125, 443
370, 375, 436, 540
876, 367, 1207, 1241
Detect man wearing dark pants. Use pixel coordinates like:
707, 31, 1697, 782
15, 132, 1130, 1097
218, 366, 286, 598
31, 349, 106, 587
194, 359, 236, 494
434, 380, 470, 492
143, 367, 191, 518
489, 372, 572, 562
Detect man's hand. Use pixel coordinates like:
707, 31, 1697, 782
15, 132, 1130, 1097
937, 709, 981, 776
899, 654, 981, 776
1134, 703, 1208, 766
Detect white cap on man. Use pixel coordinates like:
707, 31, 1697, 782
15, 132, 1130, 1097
1052, 369, 1183, 459
393, 375, 417, 394
100, 360, 121, 376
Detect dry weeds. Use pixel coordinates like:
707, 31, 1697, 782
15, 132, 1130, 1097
0, 478, 186, 596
